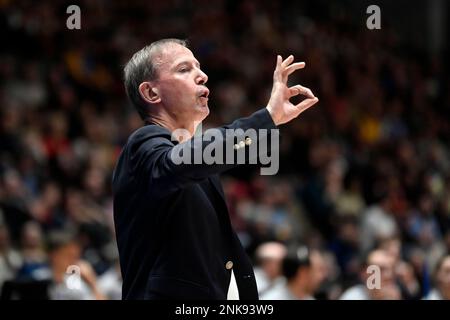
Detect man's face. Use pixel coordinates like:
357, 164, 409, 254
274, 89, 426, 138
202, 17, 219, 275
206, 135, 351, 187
437, 257, 450, 290
262, 258, 283, 280
308, 252, 327, 293
154, 43, 210, 125
50, 242, 81, 269
366, 250, 401, 299
368, 250, 396, 285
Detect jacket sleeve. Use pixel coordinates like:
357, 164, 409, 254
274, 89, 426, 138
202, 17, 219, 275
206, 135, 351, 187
132, 108, 278, 195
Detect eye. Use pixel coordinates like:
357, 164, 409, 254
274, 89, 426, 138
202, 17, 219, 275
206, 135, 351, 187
179, 67, 190, 73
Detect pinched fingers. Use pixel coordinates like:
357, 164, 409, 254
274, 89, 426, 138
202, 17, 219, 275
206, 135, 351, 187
295, 96, 319, 114
288, 84, 315, 99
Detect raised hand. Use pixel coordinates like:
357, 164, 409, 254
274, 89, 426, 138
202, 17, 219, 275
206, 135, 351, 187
266, 55, 319, 126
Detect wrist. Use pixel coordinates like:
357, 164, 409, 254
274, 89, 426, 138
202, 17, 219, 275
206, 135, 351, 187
266, 106, 281, 126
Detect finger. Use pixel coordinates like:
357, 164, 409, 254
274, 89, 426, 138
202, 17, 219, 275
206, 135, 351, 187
295, 97, 319, 114
273, 55, 282, 81
285, 62, 306, 76
281, 55, 294, 68
275, 55, 281, 70
288, 85, 315, 98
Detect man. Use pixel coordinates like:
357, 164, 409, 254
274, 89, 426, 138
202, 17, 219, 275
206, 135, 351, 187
253, 242, 287, 296
423, 254, 450, 300
46, 230, 106, 300
261, 246, 327, 300
340, 249, 401, 300
112, 38, 318, 300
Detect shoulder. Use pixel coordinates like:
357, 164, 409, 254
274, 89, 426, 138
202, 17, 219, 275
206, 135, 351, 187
121, 124, 177, 157
422, 289, 443, 300
260, 283, 293, 300
339, 285, 369, 300
127, 124, 173, 146
113, 125, 174, 184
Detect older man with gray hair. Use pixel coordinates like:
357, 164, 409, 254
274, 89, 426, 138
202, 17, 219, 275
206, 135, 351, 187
113, 38, 318, 299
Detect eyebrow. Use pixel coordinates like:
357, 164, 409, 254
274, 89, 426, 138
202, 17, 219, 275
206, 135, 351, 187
173, 60, 201, 69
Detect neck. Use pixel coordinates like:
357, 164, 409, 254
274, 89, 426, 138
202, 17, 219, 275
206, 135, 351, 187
287, 281, 311, 299
439, 287, 450, 300
52, 265, 66, 283
147, 112, 199, 142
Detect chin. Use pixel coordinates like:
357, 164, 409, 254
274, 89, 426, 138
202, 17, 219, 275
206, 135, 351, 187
198, 110, 209, 123
197, 104, 209, 117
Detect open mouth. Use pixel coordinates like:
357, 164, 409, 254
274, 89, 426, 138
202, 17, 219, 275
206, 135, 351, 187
198, 90, 209, 108
198, 88, 210, 99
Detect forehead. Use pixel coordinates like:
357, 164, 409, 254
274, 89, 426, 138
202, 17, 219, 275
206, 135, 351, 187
440, 258, 450, 270
310, 252, 324, 264
156, 43, 198, 69
368, 251, 394, 266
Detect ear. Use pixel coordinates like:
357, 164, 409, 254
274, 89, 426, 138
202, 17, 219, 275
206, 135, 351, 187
139, 82, 161, 105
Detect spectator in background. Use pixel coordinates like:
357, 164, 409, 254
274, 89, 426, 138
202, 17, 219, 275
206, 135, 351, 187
262, 246, 327, 300
340, 249, 401, 300
360, 192, 399, 254
0, 169, 32, 243
97, 258, 122, 300
0, 223, 23, 291
46, 230, 105, 300
377, 236, 421, 299
253, 241, 287, 296
328, 216, 361, 286
16, 221, 50, 281
407, 193, 442, 250
65, 188, 114, 274
423, 254, 450, 300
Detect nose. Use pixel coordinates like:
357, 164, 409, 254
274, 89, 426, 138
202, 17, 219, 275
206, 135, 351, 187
196, 68, 208, 85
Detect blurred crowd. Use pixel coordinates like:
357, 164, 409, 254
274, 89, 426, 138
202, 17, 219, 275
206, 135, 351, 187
1, 1, 450, 299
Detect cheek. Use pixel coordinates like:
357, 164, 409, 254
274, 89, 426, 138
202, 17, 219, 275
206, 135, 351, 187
162, 89, 181, 104
161, 79, 194, 100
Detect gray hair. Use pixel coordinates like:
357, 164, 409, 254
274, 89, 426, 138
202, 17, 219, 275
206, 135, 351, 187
123, 38, 188, 120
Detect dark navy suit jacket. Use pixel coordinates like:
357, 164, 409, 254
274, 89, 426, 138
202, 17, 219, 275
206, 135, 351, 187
112, 108, 277, 299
